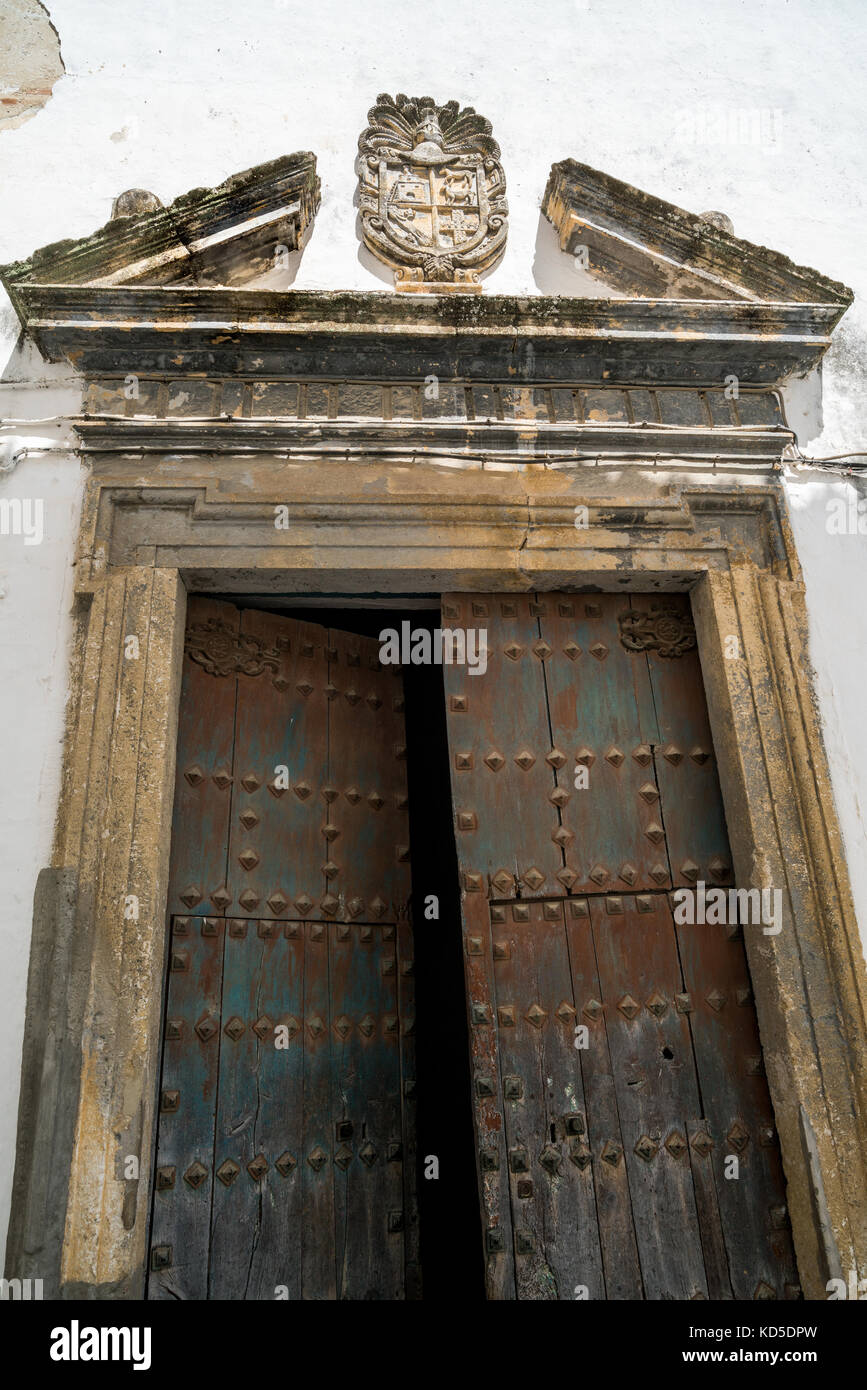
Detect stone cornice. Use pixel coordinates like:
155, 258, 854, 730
14, 285, 838, 384
543, 158, 854, 312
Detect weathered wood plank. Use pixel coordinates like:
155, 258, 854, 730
675, 911, 797, 1298
301, 918, 335, 1298
229, 608, 328, 919
166, 597, 238, 917
461, 891, 516, 1299
589, 893, 708, 1298
148, 914, 224, 1299
564, 896, 645, 1299
540, 594, 667, 895
490, 899, 605, 1300
442, 594, 561, 896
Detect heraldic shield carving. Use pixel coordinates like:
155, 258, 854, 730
356, 92, 508, 293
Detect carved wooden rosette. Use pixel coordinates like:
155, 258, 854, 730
356, 92, 508, 293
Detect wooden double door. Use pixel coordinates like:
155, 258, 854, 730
149, 593, 797, 1300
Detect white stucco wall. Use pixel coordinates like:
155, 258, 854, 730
1, 0, 865, 1268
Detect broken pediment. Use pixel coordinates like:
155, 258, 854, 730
1, 150, 320, 317
543, 158, 852, 313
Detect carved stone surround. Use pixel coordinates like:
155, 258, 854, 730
3, 270, 865, 1303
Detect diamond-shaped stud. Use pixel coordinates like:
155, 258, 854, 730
179, 886, 202, 908
280, 1015, 300, 1040
212, 887, 233, 911
183, 1160, 208, 1189
619, 863, 637, 885
588, 864, 608, 885
514, 751, 536, 771
601, 1140, 622, 1166
334, 1143, 353, 1171
583, 998, 603, 1020
307, 1146, 328, 1172
503, 641, 524, 661
333, 1014, 352, 1040
368, 792, 385, 811
563, 642, 582, 661
691, 1130, 714, 1157
575, 747, 595, 767
665, 1131, 688, 1159
267, 892, 288, 916
706, 989, 727, 1012
252, 1015, 273, 1040
552, 826, 574, 847
646, 992, 667, 1018
618, 994, 640, 1020
238, 848, 260, 871
632, 744, 653, 766
216, 1159, 240, 1187
212, 768, 233, 789
589, 642, 608, 660
294, 893, 313, 915
491, 869, 515, 896
546, 748, 567, 768
275, 1151, 297, 1177
497, 1005, 516, 1028
604, 747, 625, 768
345, 785, 362, 804
307, 1015, 325, 1039
240, 773, 261, 793
321, 825, 340, 843
238, 889, 260, 910
680, 860, 700, 882
184, 765, 205, 786
195, 1015, 218, 1042
644, 821, 665, 844
569, 1140, 592, 1169
239, 808, 259, 829
727, 1121, 750, 1153
549, 787, 570, 808
247, 1154, 269, 1181
539, 1144, 562, 1175
532, 640, 552, 661
224, 1016, 245, 1040
638, 782, 659, 804
320, 894, 339, 916
523, 867, 545, 891
662, 744, 683, 765
370, 896, 388, 918
483, 751, 506, 772
293, 781, 312, 800
359, 1141, 377, 1167
649, 864, 669, 884
634, 1135, 659, 1163
556, 1001, 576, 1023
358, 1014, 376, 1037
524, 1003, 548, 1029
321, 785, 339, 804
690, 747, 710, 764
708, 856, 730, 881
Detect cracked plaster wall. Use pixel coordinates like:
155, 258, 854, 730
0, 0, 866, 1269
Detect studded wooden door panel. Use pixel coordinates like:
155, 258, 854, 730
443, 592, 797, 1301
149, 598, 416, 1300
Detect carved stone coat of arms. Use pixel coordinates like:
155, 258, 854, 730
356, 93, 508, 292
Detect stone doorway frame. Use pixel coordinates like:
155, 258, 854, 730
7, 464, 867, 1301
